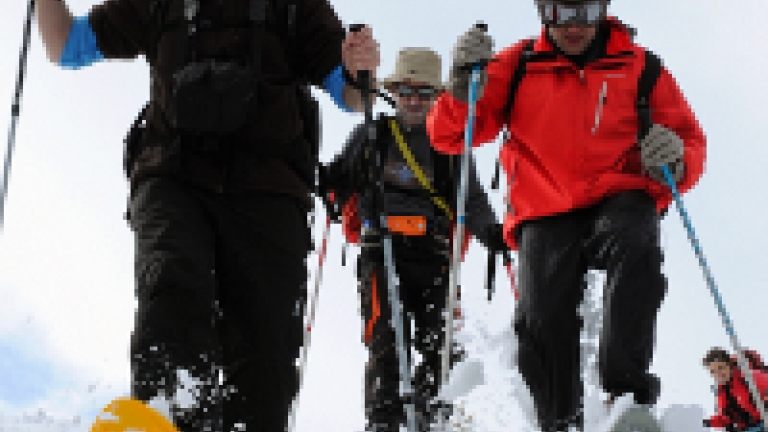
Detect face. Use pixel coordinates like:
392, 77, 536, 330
708, 361, 733, 385
548, 24, 598, 56
389, 79, 442, 126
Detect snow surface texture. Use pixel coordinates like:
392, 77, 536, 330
0, 270, 713, 432
0, 369, 207, 432
438, 270, 710, 432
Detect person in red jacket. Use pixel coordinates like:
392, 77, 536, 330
703, 348, 768, 432
427, 1, 706, 431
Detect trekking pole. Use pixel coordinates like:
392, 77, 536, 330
637, 115, 768, 426
441, 22, 489, 391
2, 0, 36, 232
287, 207, 332, 432
350, 23, 418, 432
659, 163, 766, 425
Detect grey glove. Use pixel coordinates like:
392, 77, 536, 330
639, 124, 685, 184
448, 26, 494, 102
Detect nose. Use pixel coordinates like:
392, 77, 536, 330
564, 24, 582, 33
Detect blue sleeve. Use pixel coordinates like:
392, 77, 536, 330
321, 64, 352, 113
59, 15, 105, 69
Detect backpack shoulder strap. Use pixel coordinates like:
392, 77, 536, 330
148, 0, 172, 62
636, 48, 662, 140
276, 0, 300, 74
387, 118, 454, 220
502, 38, 536, 122
493, 38, 535, 190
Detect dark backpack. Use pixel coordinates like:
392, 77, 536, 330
490, 37, 662, 190
124, 0, 321, 187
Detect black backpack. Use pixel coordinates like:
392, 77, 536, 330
490, 37, 662, 190
124, 0, 321, 187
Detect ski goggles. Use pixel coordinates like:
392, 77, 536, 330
393, 84, 438, 101
538, 1, 606, 26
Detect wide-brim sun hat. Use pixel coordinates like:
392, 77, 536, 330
382, 48, 444, 91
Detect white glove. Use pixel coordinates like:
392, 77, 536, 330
448, 26, 494, 102
639, 124, 685, 184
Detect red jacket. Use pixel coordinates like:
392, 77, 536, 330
709, 368, 768, 429
427, 18, 706, 250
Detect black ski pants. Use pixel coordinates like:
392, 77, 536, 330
357, 235, 462, 431
128, 177, 311, 432
513, 190, 667, 432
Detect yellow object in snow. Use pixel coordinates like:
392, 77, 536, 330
90, 397, 180, 432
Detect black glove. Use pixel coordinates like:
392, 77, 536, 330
316, 164, 341, 222
316, 163, 331, 198
702, 419, 712, 428
484, 223, 509, 253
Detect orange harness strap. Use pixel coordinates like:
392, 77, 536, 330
387, 215, 428, 236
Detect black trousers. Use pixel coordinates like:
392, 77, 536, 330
357, 235, 462, 431
128, 178, 311, 432
514, 190, 667, 432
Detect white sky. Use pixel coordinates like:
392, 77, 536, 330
0, 0, 767, 431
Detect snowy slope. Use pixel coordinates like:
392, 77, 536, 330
439, 271, 711, 432
0, 268, 717, 432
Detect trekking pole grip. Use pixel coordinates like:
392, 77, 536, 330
347, 23, 372, 101
474, 22, 489, 71
459, 22, 491, 73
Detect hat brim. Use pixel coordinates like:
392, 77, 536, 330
382, 74, 445, 91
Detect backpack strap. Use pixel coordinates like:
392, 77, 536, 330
388, 119, 454, 220
492, 38, 535, 190
280, 0, 299, 73
250, 0, 269, 77
502, 38, 536, 121
636, 48, 662, 141
147, 0, 172, 62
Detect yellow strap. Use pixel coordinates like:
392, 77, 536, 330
389, 119, 454, 220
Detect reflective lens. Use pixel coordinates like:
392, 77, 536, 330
540, 1, 604, 26
394, 84, 437, 101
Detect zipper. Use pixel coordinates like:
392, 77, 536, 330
591, 80, 608, 135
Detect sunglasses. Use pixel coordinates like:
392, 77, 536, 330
393, 84, 438, 101
539, 1, 605, 26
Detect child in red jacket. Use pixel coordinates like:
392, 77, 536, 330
703, 347, 768, 432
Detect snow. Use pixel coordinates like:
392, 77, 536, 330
436, 271, 712, 432
0, 269, 717, 432
0, 410, 82, 432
